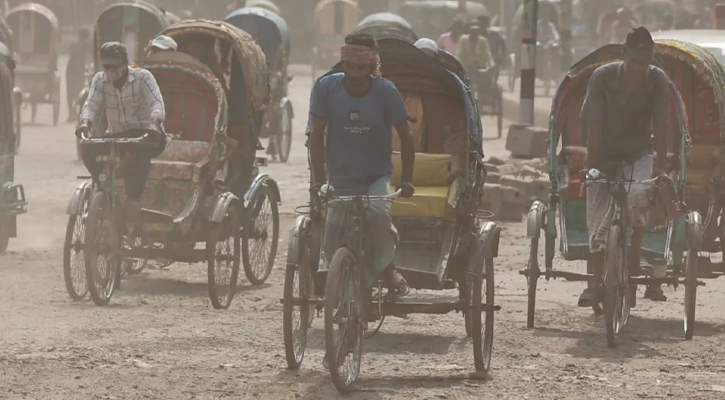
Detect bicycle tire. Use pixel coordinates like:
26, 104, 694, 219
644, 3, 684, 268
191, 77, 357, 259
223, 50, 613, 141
63, 214, 88, 300
603, 225, 624, 348
207, 206, 241, 310
324, 247, 363, 393
526, 237, 539, 329
242, 184, 279, 285
85, 191, 120, 306
473, 252, 495, 372
283, 221, 314, 369
684, 249, 698, 340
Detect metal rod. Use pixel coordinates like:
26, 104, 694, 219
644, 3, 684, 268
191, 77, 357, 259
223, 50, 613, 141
519, 0, 538, 124
560, 0, 572, 70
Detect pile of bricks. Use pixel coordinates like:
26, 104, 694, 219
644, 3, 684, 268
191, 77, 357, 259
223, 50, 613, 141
480, 125, 551, 221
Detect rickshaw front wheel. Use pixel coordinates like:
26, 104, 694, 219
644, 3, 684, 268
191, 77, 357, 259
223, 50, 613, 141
85, 191, 121, 306
526, 236, 540, 329
684, 249, 698, 340
275, 104, 293, 163
472, 251, 495, 372
242, 184, 280, 285
63, 213, 88, 301
283, 218, 315, 369
207, 206, 241, 310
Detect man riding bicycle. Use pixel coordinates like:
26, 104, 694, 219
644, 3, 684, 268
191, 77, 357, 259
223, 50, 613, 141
76, 42, 166, 218
457, 25, 495, 97
580, 27, 670, 305
308, 32, 415, 299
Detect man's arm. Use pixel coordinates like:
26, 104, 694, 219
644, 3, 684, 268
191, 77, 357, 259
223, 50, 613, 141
395, 121, 415, 188
79, 72, 103, 126
309, 114, 327, 186
651, 73, 673, 174
140, 70, 166, 127
581, 68, 606, 170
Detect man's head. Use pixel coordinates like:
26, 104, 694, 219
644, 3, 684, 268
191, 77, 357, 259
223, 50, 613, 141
99, 42, 128, 83
341, 33, 380, 79
477, 15, 490, 31
150, 35, 177, 53
623, 27, 654, 76
469, 25, 481, 42
450, 18, 465, 37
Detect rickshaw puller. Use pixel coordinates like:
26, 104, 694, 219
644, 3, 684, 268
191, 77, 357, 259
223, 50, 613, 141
580, 27, 670, 305
309, 33, 415, 300
76, 42, 166, 218
457, 25, 495, 98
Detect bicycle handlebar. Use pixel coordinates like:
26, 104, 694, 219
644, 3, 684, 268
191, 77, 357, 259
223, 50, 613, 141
79, 131, 156, 146
327, 189, 402, 205
582, 168, 660, 186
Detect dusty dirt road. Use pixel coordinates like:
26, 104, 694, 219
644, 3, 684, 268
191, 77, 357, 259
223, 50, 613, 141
2, 63, 725, 400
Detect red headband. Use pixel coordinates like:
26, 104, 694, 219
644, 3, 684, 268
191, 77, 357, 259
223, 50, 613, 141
340, 44, 381, 75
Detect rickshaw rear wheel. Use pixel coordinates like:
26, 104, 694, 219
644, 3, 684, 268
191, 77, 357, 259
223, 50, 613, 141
207, 206, 241, 310
324, 247, 363, 394
603, 225, 626, 348
85, 191, 121, 306
63, 213, 88, 301
472, 251, 495, 372
283, 220, 315, 369
275, 104, 293, 163
526, 237, 540, 328
684, 249, 698, 340
242, 184, 280, 285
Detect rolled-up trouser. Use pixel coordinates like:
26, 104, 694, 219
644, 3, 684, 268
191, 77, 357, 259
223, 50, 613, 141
323, 175, 398, 289
587, 153, 653, 253
80, 129, 166, 199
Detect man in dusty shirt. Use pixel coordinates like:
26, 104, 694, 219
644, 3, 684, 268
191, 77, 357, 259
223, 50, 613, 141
580, 27, 671, 306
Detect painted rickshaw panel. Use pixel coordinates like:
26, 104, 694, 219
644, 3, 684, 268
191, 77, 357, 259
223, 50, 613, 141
314, 0, 361, 38
314, 37, 484, 288
94, 1, 172, 67
225, 6, 290, 69
352, 12, 418, 43
161, 19, 271, 115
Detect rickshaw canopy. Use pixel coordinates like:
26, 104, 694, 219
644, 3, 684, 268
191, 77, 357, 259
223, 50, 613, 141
94, 1, 173, 66
398, 1, 487, 42
353, 12, 418, 43
6, 2, 58, 56
225, 6, 290, 68
246, 0, 280, 15
160, 19, 271, 114
314, 0, 361, 37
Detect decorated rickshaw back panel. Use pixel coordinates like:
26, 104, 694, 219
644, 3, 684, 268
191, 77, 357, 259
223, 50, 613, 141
314, 0, 360, 37
94, 3, 169, 66
6, 4, 58, 59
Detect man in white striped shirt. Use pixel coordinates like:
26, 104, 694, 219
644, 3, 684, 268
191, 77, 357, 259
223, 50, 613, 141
76, 42, 166, 217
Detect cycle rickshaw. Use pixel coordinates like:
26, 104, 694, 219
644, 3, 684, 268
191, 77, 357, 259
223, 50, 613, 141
523, 41, 708, 347
226, 6, 294, 163
398, 0, 488, 42
312, 0, 360, 83
6, 2, 60, 126
282, 37, 500, 392
0, 41, 26, 253
352, 12, 418, 44
65, 20, 281, 308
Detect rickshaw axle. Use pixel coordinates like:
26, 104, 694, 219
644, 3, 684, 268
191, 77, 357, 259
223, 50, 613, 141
282, 297, 501, 315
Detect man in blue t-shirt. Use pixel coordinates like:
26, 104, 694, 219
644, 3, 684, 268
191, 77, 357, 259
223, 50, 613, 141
308, 32, 416, 298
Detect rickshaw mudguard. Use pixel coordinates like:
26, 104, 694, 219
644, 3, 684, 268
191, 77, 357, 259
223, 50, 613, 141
12, 87, 22, 105
65, 181, 92, 216
685, 211, 704, 251
244, 173, 281, 206
287, 215, 312, 267
280, 97, 294, 118
476, 221, 501, 259
209, 191, 240, 223
526, 201, 547, 238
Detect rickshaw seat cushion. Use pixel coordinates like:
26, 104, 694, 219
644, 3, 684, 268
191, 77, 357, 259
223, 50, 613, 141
391, 152, 457, 187
149, 140, 211, 181
391, 186, 449, 218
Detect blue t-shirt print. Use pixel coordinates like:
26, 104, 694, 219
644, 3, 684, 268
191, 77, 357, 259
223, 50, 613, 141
309, 73, 409, 190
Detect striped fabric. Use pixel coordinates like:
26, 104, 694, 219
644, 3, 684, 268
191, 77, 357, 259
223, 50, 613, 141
80, 67, 165, 135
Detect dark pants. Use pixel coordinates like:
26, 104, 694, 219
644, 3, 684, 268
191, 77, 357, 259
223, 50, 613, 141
80, 129, 165, 199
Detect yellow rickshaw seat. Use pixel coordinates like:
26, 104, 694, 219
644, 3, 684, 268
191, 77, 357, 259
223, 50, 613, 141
391, 186, 449, 218
390, 152, 458, 218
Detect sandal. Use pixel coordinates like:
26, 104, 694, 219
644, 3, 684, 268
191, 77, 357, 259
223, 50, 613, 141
384, 268, 410, 299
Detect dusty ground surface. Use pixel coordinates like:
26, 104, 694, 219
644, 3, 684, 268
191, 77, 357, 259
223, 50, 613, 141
2, 61, 725, 400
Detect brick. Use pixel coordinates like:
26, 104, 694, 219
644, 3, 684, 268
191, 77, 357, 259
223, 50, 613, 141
505, 125, 549, 159
483, 162, 499, 173
499, 176, 551, 207
485, 172, 501, 184
481, 183, 524, 221
496, 164, 517, 176
486, 156, 507, 166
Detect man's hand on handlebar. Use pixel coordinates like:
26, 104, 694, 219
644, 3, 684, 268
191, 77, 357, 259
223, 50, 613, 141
397, 182, 415, 198
75, 119, 91, 138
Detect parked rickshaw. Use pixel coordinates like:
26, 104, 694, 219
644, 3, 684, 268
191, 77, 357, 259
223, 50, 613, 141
67, 20, 281, 308
352, 12, 418, 43
0, 40, 26, 253
226, 6, 294, 163
283, 37, 500, 392
6, 2, 59, 125
312, 0, 361, 82
523, 41, 708, 346
398, 1, 488, 42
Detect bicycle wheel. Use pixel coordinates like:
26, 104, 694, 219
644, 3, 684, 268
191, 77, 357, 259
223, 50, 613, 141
603, 225, 625, 347
85, 191, 121, 306
684, 249, 698, 340
63, 213, 87, 300
472, 251, 495, 372
526, 236, 539, 328
274, 105, 293, 163
324, 247, 363, 394
207, 206, 241, 310
283, 221, 315, 369
242, 184, 279, 285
